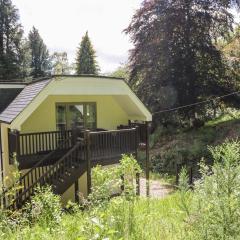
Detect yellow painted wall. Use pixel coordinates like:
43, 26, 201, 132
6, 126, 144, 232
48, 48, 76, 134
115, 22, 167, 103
61, 172, 88, 206
0, 123, 17, 188
20, 95, 129, 133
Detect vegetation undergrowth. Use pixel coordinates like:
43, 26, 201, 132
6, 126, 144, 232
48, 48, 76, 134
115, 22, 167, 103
1, 141, 240, 239
150, 111, 240, 176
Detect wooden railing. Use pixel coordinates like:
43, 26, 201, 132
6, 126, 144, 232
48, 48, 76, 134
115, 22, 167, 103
10, 141, 85, 209
3, 127, 140, 209
118, 121, 148, 144
8, 130, 72, 161
2, 136, 75, 209
89, 128, 138, 161
19, 130, 72, 156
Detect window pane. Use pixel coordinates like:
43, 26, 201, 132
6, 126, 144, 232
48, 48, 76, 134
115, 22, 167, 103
85, 104, 96, 129
69, 105, 84, 128
56, 105, 67, 131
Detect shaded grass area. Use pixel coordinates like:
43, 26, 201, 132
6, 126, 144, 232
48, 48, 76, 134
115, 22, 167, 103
150, 113, 240, 175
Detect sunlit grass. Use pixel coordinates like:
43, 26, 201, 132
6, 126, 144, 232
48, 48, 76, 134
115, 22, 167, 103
5, 192, 188, 240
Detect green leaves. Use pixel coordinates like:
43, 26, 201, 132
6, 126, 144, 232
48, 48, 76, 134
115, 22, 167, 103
184, 140, 240, 239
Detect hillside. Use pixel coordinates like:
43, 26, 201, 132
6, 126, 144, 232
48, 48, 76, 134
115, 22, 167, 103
150, 113, 240, 175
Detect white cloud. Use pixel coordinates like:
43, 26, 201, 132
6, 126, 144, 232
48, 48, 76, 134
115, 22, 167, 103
12, 0, 142, 73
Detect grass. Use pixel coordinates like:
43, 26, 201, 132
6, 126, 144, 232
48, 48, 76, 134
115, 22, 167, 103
150, 112, 240, 175
150, 172, 176, 185
4, 192, 187, 240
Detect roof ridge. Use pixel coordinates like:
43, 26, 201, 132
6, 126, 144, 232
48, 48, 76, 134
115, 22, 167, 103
52, 74, 125, 80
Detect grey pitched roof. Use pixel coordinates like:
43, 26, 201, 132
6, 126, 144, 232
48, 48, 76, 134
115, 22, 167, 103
0, 79, 51, 124
0, 88, 23, 114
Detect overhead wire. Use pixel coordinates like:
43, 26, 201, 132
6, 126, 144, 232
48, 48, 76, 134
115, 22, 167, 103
152, 90, 240, 115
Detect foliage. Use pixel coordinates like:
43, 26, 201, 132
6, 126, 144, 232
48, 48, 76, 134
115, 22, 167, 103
52, 52, 70, 75
88, 154, 141, 206
75, 31, 99, 75
150, 112, 240, 175
1, 192, 186, 240
28, 26, 52, 78
24, 186, 62, 228
4, 142, 240, 239
88, 165, 121, 207
222, 25, 240, 80
119, 154, 142, 197
125, 0, 240, 126
109, 65, 129, 79
180, 141, 240, 239
0, 0, 25, 79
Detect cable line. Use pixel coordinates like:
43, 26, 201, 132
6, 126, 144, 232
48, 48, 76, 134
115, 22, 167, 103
152, 90, 240, 115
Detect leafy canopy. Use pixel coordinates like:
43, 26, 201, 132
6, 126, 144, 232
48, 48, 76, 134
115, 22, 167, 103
125, 0, 240, 124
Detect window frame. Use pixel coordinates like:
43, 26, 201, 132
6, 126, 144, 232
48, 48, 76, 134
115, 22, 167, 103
55, 102, 97, 130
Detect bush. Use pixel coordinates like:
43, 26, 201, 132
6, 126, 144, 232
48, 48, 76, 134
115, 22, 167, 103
184, 140, 240, 239
25, 186, 62, 228
88, 165, 121, 207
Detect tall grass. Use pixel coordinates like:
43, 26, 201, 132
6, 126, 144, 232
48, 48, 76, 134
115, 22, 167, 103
2, 141, 240, 239
4, 193, 187, 240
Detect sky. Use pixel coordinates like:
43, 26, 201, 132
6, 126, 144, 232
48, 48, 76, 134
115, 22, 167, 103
11, 0, 239, 74
12, 0, 143, 74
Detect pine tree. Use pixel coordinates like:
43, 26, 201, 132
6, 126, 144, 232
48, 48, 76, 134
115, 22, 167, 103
75, 31, 99, 75
0, 0, 24, 80
28, 26, 51, 78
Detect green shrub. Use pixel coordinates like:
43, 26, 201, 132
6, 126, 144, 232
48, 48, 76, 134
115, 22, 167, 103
25, 186, 62, 228
184, 140, 240, 239
88, 165, 121, 207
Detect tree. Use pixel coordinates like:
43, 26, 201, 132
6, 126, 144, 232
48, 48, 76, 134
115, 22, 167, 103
125, 0, 240, 126
52, 52, 70, 75
222, 25, 240, 78
75, 31, 99, 75
109, 65, 129, 80
0, 0, 24, 79
28, 26, 51, 78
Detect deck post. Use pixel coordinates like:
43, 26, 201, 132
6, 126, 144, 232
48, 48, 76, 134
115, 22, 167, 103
74, 180, 79, 204
85, 130, 91, 195
134, 127, 140, 196
136, 172, 140, 196
146, 121, 151, 197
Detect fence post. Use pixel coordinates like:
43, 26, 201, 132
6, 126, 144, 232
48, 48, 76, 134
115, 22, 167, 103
121, 174, 124, 193
146, 121, 151, 197
84, 130, 91, 195
136, 172, 140, 196
189, 165, 193, 186
176, 163, 180, 185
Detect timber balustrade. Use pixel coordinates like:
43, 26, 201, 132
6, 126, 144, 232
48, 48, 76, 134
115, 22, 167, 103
3, 127, 141, 209
89, 128, 138, 161
19, 130, 72, 156
8, 130, 72, 161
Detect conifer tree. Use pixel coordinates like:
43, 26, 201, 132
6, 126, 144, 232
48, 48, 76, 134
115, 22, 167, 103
75, 31, 99, 75
0, 0, 24, 79
28, 26, 51, 78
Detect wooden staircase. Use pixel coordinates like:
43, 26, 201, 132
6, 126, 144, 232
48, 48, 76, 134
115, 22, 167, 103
2, 139, 86, 210
1, 127, 144, 210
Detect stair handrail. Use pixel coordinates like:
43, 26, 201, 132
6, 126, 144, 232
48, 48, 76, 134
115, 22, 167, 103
1, 135, 73, 206
9, 140, 84, 208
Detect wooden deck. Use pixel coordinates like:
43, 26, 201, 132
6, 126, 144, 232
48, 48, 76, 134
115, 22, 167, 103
2, 123, 150, 209
9, 128, 140, 170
